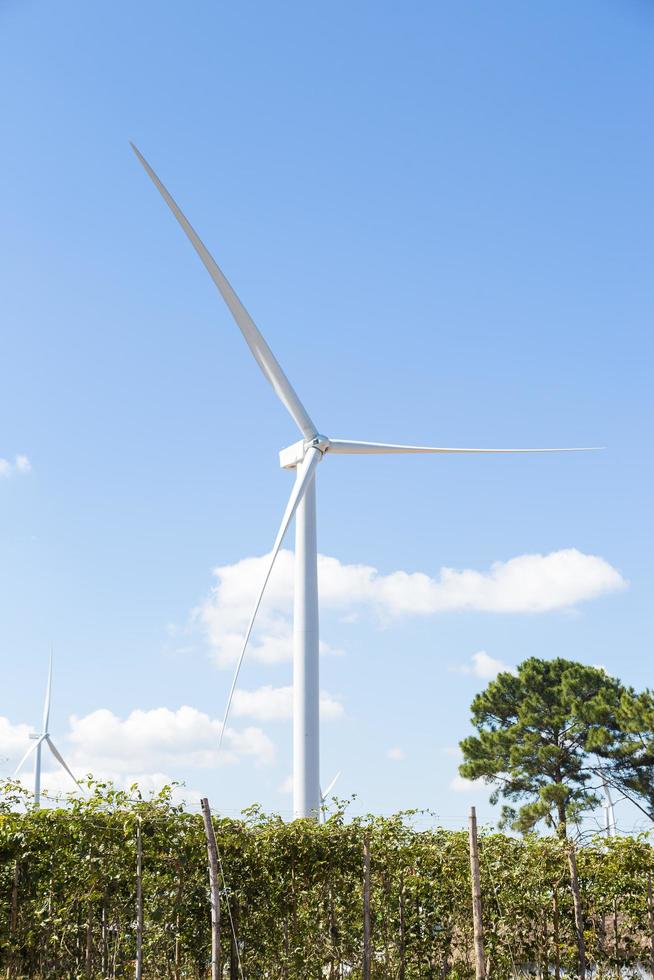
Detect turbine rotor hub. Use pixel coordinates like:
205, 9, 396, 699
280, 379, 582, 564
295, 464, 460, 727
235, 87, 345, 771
279, 434, 330, 469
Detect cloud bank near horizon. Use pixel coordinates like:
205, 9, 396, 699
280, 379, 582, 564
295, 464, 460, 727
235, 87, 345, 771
1, 705, 278, 801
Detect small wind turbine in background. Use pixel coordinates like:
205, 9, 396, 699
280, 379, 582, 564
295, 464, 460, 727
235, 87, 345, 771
14, 653, 79, 808
594, 756, 617, 837
600, 774, 617, 837
320, 771, 341, 824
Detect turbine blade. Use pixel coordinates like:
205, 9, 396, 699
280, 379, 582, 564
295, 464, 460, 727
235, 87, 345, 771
45, 736, 79, 791
327, 440, 601, 455
130, 144, 317, 441
321, 771, 341, 801
218, 446, 321, 751
42, 649, 53, 733
13, 737, 42, 777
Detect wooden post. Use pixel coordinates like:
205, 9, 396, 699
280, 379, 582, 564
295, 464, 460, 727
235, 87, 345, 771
135, 821, 143, 980
7, 859, 19, 979
85, 900, 94, 978
468, 807, 485, 980
230, 899, 239, 980
552, 886, 561, 980
398, 874, 406, 980
647, 872, 654, 977
200, 798, 222, 980
363, 834, 371, 980
566, 843, 586, 980
174, 911, 181, 980
101, 904, 108, 978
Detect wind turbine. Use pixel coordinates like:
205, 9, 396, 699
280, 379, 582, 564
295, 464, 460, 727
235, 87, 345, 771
597, 760, 617, 837
320, 771, 341, 824
602, 780, 617, 837
14, 653, 79, 808
132, 144, 597, 819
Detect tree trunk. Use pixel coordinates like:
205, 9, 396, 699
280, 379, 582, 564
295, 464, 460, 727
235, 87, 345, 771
363, 835, 371, 980
200, 798, 221, 980
566, 844, 586, 980
468, 807, 485, 980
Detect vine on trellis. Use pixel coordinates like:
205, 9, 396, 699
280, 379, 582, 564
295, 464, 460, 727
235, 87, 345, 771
1, 779, 653, 978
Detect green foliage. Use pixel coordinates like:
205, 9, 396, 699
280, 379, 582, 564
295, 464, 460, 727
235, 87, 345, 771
2, 779, 654, 978
611, 688, 654, 819
459, 657, 647, 837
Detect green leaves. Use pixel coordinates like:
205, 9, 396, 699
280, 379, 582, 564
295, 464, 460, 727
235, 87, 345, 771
459, 657, 650, 837
2, 777, 654, 977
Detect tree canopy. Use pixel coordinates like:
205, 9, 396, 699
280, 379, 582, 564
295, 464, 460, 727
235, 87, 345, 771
459, 657, 654, 837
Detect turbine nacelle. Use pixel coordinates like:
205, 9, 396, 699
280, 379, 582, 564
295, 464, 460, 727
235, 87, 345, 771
280, 436, 330, 469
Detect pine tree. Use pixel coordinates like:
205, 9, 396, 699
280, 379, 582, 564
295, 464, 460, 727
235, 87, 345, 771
459, 657, 640, 836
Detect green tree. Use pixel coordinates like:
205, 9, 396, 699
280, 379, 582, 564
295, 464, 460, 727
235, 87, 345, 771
459, 657, 635, 837
609, 689, 654, 821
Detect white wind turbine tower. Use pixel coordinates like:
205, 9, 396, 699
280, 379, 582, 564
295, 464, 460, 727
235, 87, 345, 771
14, 653, 79, 808
598, 761, 617, 837
132, 144, 597, 819
602, 779, 617, 837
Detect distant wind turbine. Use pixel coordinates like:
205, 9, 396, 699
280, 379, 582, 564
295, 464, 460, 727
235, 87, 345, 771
602, 780, 617, 837
599, 767, 617, 837
14, 653, 79, 808
320, 771, 341, 824
132, 144, 599, 819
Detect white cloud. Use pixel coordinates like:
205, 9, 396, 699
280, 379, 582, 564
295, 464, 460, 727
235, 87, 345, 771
387, 747, 405, 762
453, 650, 514, 680
0, 717, 33, 765
231, 686, 344, 722
3, 706, 276, 797
11, 764, 205, 808
66, 706, 275, 770
450, 774, 488, 794
197, 548, 626, 666
278, 773, 293, 795
0, 455, 31, 479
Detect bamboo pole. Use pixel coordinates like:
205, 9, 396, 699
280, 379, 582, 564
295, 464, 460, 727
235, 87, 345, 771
6, 859, 19, 980
468, 807, 485, 980
135, 820, 143, 980
200, 798, 221, 980
566, 843, 586, 980
230, 900, 239, 980
552, 885, 561, 980
85, 900, 94, 978
398, 874, 406, 980
363, 834, 372, 980
647, 872, 654, 978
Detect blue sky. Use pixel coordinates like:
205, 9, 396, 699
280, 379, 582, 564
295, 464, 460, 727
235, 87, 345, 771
1, 0, 652, 829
